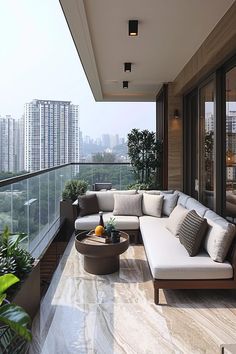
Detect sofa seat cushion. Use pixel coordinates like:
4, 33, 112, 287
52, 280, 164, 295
75, 212, 140, 230
86, 190, 136, 212
139, 216, 233, 280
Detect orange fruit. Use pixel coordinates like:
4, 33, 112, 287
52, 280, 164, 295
95, 225, 104, 236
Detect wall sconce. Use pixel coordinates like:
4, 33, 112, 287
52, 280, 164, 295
174, 109, 180, 119
124, 63, 132, 72
123, 81, 129, 89
128, 20, 138, 36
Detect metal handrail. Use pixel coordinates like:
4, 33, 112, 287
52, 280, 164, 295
0, 162, 131, 187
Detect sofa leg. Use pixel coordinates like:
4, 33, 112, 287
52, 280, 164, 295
154, 288, 159, 305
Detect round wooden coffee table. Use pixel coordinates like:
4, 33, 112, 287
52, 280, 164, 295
75, 231, 129, 275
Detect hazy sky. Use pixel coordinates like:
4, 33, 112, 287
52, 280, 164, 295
0, 0, 155, 139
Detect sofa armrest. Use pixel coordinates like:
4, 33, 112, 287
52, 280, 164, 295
72, 199, 79, 218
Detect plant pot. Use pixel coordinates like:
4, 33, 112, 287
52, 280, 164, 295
11, 261, 40, 320
60, 200, 77, 239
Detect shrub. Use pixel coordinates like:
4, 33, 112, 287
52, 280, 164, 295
62, 179, 88, 202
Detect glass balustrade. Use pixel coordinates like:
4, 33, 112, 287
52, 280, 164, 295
0, 163, 134, 258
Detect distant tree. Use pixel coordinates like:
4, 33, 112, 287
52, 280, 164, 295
0, 171, 28, 181
92, 152, 116, 163
127, 129, 162, 189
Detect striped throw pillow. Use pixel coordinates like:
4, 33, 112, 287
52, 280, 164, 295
179, 210, 208, 256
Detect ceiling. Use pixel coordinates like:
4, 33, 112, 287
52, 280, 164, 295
60, 0, 234, 102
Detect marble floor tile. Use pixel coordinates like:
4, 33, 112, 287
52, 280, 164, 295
30, 237, 236, 354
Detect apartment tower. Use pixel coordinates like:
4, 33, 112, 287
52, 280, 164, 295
24, 99, 79, 172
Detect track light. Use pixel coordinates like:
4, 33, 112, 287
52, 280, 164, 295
123, 81, 128, 89
128, 20, 138, 36
124, 63, 132, 72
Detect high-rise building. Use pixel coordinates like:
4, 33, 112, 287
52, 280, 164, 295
24, 99, 79, 172
0, 115, 20, 172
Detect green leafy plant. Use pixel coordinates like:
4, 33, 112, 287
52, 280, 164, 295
127, 182, 152, 191
105, 217, 116, 236
62, 179, 88, 202
0, 226, 34, 279
127, 129, 162, 189
0, 273, 32, 352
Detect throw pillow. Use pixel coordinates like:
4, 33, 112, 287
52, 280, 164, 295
142, 193, 163, 217
178, 210, 208, 256
78, 194, 99, 217
204, 217, 235, 262
160, 192, 178, 216
166, 204, 190, 236
113, 194, 143, 216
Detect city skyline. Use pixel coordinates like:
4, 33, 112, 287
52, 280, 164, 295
0, 0, 155, 139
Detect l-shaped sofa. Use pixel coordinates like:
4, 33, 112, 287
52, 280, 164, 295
74, 190, 236, 304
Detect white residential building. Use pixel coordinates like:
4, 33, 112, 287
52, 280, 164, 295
24, 99, 80, 172
0, 115, 20, 172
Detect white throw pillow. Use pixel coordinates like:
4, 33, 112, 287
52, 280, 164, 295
113, 194, 143, 216
204, 218, 235, 262
142, 193, 163, 217
166, 204, 189, 236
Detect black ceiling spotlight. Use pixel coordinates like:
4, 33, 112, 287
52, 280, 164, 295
123, 81, 129, 89
128, 20, 138, 36
124, 62, 132, 72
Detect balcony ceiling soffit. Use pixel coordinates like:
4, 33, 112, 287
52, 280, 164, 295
59, 0, 235, 102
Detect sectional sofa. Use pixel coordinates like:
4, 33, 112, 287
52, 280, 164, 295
74, 190, 236, 304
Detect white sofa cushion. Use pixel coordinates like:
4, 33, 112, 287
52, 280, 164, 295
86, 190, 136, 212
166, 204, 190, 236
75, 212, 139, 230
204, 210, 235, 262
139, 216, 233, 280
113, 194, 143, 216
185, 197, 209, 217
175, 191, 191, 207
142, 193, 163, 217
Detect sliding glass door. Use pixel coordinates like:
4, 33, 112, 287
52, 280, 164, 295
198, 80, 215, 209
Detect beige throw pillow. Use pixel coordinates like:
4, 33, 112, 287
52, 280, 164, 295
204, 218, 235, 262
142, 193, 163, 217
166, 204, 189, 236
113, 194, 143, 216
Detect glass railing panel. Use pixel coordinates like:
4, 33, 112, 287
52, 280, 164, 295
0, 185, 12, 231
27, 175, 40, 250
49, 170, 56, 224
39, 172, 49, 233
12, 179, 28, 249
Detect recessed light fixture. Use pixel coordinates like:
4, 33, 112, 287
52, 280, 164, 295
123, 81, 129, 89
124, 63, 132, 72
128, 20, 138, 36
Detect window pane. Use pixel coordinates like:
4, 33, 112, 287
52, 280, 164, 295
199, 81, 215, 208
226, 66, 236, 221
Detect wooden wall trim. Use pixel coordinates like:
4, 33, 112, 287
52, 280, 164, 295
173, 2, 236, 95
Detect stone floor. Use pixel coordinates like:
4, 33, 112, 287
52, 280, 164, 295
30, 237, 236, 354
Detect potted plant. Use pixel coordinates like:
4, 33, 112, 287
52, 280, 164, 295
105, 217, 116, 237
0, 226, 39, 319
60, 179, 88, 238
0, 273, 32, 353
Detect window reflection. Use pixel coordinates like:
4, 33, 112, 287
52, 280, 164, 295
226, 66, 236, 222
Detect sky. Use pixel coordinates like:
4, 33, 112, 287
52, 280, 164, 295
0, 0, 155, 139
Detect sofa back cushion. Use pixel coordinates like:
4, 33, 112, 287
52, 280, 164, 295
113, 194, 143, 216
142, 193, 163, 217
185, 197, 209, 217
179, 210, 208, 256
175, 191, 191, 207
160, 192, 178, 216
78, 194, 99, 217
86, 190, 136, 211
204, 210, 235, 262
166, 204, 190, 236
